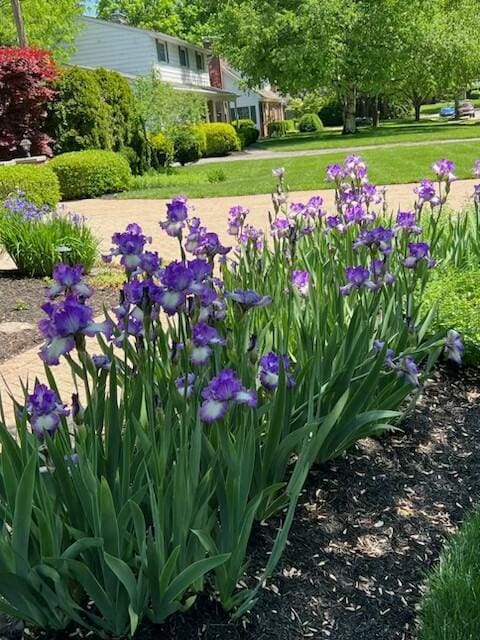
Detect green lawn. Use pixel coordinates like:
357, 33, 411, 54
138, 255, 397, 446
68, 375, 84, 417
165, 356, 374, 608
121, 140, 480, 200
419, 507, 480, 640
254, 118, 480, 153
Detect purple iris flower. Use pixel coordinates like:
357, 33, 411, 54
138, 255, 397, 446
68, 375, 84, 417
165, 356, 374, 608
239, 225, 264, 250
272, 167, 285, 179
326, 215, 346, 233
473, 160, 480, 178
47, 264, 93, 300
344, 154, 368, 181
92, 354, 112, 370
26, 383, 69, 439
160, 196, 189, 237
175, 373, 196, 399
326, 163, 344, 183
225, 289, 272, 309
106, 224, 150, 272
227, 205, 249, 236
188, 258, 212, 282
395, 211, 422, 235
402, 242, 435, 269
271, 217, 291, 238
258, 352, 296, 391
340, 266, 374, 296
362, 183, 382, 206
192, 322, 226, 347
414, 179, 439, 204
196, 232, 231, 259
397, 355, 420, 387
199, 369, 257, 423
344, 204, 369, 225
161, 262, 193, 291
432, 158, 456, 182
3, 191, 50, 220
140, 251, 161, 275
444, 330, 464, 365
291, 270, 310, 296
353, 226, 394, 255
39, 297, 112, 365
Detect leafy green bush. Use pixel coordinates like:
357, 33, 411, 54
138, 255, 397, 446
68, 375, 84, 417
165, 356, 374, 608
0, 164, 60, 207
319, 96, 344, 127
232, 119, 260, 148
298, 112, 324, 133
93, 67, 137, 152
284, 119, 297, 132
149, 132, 174, 168
49, 150, 132, 200
267, 120, 289, 137
419, 506, 480, 640
423, 268, 480, 364
200, 123, 240, 157
170, 124, 206, 165
0, 194, 98, 276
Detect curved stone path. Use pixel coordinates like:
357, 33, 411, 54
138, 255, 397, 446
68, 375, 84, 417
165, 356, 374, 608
0, 177, 478, 428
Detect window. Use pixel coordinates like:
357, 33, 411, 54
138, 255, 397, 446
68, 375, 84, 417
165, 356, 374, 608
250, 105, 257, 123
179, 46, 189, 67
195, 52, 205, 71
237, 106, 251, 120
156, 40, 168, 63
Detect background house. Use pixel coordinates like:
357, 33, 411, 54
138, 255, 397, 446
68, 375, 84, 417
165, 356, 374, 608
209, 58, 286, 136
69, 15, 238, 123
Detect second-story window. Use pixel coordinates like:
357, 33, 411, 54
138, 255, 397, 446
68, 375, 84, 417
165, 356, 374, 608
156, 40, 169, 63
179, 46, 189, 67
195, 52, 205, 71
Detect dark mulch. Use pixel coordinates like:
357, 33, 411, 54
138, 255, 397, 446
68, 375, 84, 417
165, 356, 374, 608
1, 366, 479, 640
0, 271, 120, 362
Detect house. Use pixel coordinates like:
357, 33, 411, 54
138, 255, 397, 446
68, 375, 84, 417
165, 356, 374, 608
209, 58, 286, 137
69, 15, 286, 135
69, 15, 238, 123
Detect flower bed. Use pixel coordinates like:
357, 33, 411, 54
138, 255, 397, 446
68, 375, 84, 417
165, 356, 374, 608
0, 155, 478, 638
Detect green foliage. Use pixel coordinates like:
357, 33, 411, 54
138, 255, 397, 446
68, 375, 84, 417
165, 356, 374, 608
49, 150, 132, 200
170, 124, 206, 165
298, 113, 324, 133
423, 268, 480, 365
207, 167, 227, 183
0, 0, 83, 60
201, 123, 240, 157
419, 506, 480, 639
232, 119, 260, 148
267, 120, 290, 137
0, 165, 60, 208
133, 72, 206, 134
289, 92, 324, 118
47, 67, 113, 154
0, 204, 98, 277
149, 132, 175, 168
319, 96, 344, 127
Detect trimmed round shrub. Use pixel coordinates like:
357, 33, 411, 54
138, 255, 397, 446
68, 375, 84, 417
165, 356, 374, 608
193, 124, 207, 157
170, 124, 206, 165
0, 164, 60, 207
49, 150, 132, 200
149, 132, 174, 168
298, 113, 323, 133
319, 97, 343, 127
201, 123, 240, 157
267, 120, 289, 137
232, 119, 260, 149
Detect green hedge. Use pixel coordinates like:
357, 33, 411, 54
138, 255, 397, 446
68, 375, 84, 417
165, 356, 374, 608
49, 150, 132, 200
201, 123, 240, 157
298, 112, 324, 133
0, 165, 60, 207
267, 120, 289, 137
423, 268, 480, 364
232, 119, 260, 148
419, 506, 480, 640
170, 124, 206, 165
149, 132, 174, 168
319, 97, 344, 127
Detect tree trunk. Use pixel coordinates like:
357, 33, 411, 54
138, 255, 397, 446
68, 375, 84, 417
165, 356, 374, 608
342, 85, 357, 135
414, 101, 421, 121
454, 92, 461, 119
372, 95, 379, 127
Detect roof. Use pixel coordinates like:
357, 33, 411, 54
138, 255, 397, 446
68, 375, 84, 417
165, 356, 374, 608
220, 61, 286, 103
171, 83, 238, 100
80, 15, 208, 54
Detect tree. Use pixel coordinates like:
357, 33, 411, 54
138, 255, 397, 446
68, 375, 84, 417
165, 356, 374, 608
97, 0, 183, 36
288, 92, 325, 119
0, 0, 84, 60
0, 46, 58, 160
133, 72, 206, 133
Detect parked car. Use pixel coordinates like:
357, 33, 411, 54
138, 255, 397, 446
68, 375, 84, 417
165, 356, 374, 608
355, 116, 373, 126
439, 106, 455, 118
458, 101, 475, 118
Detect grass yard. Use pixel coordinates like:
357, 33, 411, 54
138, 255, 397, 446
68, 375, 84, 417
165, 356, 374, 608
121, 140, 480, 199
253, 118, 480, 153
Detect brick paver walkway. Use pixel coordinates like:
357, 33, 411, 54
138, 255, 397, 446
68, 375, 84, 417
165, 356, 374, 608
0, 178, 477, 428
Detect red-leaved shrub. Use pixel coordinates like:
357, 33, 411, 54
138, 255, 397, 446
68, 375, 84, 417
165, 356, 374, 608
0, 47, 58, 160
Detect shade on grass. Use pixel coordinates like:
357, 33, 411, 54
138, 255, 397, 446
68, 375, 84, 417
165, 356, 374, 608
254, 119, 480, 153
419, 507, 480, 640
122, 140, 480, 200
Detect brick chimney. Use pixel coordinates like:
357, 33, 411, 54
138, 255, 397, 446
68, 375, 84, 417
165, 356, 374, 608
202, 38, 223, 89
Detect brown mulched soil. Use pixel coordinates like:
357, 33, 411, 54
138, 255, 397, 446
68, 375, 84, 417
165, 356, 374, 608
1, 364, 478, 640
0, 271, 120, 362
